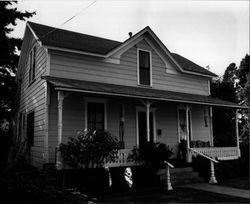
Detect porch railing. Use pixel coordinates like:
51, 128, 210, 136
190, 147, 240, 161
105, 149, 137, 167
188, 147, 219, 184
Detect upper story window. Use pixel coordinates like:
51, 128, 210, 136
29, 46, 36, 85
138, 49, 152, 86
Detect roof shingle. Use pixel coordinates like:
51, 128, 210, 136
28, 22, 121, 54
28, 22, 216, 77
42, 76, 246, 109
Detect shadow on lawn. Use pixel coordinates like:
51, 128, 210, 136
99, 187, 250, 203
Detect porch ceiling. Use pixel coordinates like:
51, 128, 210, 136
42, 76, 247, 109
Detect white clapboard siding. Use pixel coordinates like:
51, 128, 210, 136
50, 39, 210, 96
17, 28, 48, 169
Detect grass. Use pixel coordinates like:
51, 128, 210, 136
218, 177, 250, 190
99, 187, 250, 203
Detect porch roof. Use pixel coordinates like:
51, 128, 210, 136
42, 76, 247, 109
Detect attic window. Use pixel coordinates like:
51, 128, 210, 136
29, 46, 36, 85
138, 49, 152, 86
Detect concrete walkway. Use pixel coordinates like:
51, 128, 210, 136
181, 183, 250, 199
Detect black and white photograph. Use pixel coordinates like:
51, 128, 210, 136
0, 1, 249, 203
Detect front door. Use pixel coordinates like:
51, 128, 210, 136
138, 111, 154, 146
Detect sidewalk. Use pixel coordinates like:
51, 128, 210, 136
181, 183, 250, 199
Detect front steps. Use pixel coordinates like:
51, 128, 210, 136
157, 167, 204, 186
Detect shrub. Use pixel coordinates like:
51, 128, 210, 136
128, 142, 173, 169
60, 130, 120, 168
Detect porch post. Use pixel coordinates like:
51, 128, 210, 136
209, 106, 214, 147
146, 100, 151, 142
56, 90, 64, 170
235, 109, 241, 157
186, 105, 191, 162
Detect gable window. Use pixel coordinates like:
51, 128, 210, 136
138, 49, 152, 86
87, 102, 105, 131
29, 46, 36, 85
27, 111, 35, 146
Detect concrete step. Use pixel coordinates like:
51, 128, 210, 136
170, 167, 193, 174
157, 167, 193, 175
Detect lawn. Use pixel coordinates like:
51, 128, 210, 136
99, 187, 250, 203
218, 177, 249, 190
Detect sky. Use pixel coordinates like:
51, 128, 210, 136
10, 0, 249, 76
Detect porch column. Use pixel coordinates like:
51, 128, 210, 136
209, 107, 214, 147
186, 105, 191, 162
146, 100, 151, 142
56, 90, 64, 170
235, 109, 240, 157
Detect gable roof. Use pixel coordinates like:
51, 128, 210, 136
42, 76, 247, 109
27, 22, 216, 77
28, 22, 121, 55
171, 53, 217, 77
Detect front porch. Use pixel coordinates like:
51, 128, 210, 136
53, 93, 241, 170
43, 76, 243, 179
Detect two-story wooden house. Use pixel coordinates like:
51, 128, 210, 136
15, 22, 246, 182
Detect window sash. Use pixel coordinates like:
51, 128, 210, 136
87, 103, 104, 131
27, 112, 34, 146
139, 50, 151, 85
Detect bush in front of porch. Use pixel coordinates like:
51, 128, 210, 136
59, 130, 121, 168
128, 142, 173, 169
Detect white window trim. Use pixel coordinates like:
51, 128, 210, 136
135, 106, 156, 146
84, 97, 107, 131
177, 105, 193, 142
137, 48, 153, 87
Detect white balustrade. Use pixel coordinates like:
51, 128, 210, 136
191, 147, 240, 160
105, 149, 137, 167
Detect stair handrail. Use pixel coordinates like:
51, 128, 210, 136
164, 160, 174, 191
188, 148, 218, 163
164, 160, 174, 168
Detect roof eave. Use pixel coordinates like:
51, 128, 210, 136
54, 86, 246, 109
44, 45, 107, 58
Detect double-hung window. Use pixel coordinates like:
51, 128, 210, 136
138, 49, 151, 86
87, 102, 105, 131
27, 111, 35, 146
29, 46, 36, 85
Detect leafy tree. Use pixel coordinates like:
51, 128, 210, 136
211, 55, 249, 146
0, 1, 35, 118
211, 63, 238, 147
236, 54, 249, 142
0, 1, 35, 171
222, 63, 237, 84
